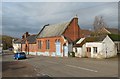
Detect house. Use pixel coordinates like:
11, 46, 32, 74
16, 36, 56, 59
12, 38, 22, 53
73, 35, 117, 59
95, 27, 120, 35
36, 16, 81, 57
21, 32, 37, 55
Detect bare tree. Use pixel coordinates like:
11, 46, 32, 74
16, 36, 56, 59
93, 16, 107, 31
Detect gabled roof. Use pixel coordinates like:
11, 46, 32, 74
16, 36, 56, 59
105, 28, 119, 34
26, 34, 37, 44
74, 35, 106, 47
21, 39, 25, 44
14, 39, 22, 44
37, 22, 70, 38
21, 34, 37, 44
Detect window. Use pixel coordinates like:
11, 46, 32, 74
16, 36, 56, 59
38, 40, 42, 49
93, 47, 97, 53
55, 39, 60, 42
87, 47, 91, 52
46, 40, 50, 49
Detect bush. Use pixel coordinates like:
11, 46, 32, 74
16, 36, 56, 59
68, 52, 75, 57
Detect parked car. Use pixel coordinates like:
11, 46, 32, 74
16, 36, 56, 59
14, 52, 26, 60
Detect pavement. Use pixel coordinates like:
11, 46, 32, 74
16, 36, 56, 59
1, 51, 119, 78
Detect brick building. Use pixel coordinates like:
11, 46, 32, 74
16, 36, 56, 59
21, 32, 37, 55
36, 16, 81, 57
21, 16, 84, 57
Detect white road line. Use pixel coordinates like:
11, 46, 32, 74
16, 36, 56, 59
66, 64, 98, 72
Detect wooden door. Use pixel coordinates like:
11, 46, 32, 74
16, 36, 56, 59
86, 47, 91, 57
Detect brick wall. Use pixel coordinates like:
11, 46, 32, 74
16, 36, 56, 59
22, 44, 25, 52
63, 17, 81, 42
37, 36, 65, 55
29, 44, 37, 52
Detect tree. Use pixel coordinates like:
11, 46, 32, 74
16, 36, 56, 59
93, 16, 107, 31
1, 35, 14, 50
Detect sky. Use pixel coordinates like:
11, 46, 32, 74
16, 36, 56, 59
2, 2, 118, 38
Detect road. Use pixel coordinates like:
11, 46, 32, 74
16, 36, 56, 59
2, 52, 118, 77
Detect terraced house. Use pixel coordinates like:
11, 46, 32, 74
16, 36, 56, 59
21, 16, 83, 57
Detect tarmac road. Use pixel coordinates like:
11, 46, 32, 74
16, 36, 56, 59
2, 52, 118, 77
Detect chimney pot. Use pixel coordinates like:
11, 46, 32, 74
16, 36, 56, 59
74, 14, 78, 18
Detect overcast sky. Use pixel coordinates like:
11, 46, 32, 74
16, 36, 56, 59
2, 2, 118, 38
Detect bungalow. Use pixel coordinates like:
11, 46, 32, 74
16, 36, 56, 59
73, 35, 117, 59
36, 16, 81, 57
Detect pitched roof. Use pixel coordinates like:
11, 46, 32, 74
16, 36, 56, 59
21, 39, 25, 44
14, 39, 22, 44
21, 34, 37, 44
26, 34, 37, 44
37, 22, 70, 38
74, 35, 106, 47
105, 28, 119, 34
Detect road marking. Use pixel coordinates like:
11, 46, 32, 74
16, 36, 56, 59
66, 64, 98, 72
45, 61, 98, 73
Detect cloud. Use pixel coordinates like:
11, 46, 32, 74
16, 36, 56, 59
2, 2, 118, 37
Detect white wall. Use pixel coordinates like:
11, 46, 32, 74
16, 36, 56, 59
102, 35, 117, 58
86, 42, 103, 58
85, 36, 117, 58
13, 43, 21, 53
73, 47, 82, 57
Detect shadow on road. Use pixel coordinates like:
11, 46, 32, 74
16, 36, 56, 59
2, 61, 26, 72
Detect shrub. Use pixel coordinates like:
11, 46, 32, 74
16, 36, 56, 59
68, 52, 75, 57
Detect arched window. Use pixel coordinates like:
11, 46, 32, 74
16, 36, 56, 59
55, 39, 60, 43
38, 40, 42, 49
58, 39, 60, 42
46, 40, 50, 49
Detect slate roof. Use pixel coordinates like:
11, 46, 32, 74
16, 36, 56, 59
26, 35, 37, 44
38, 22, 70, 38
21, 39, 25, 44
14, 39, 22, 44
21, 34, 37, 44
